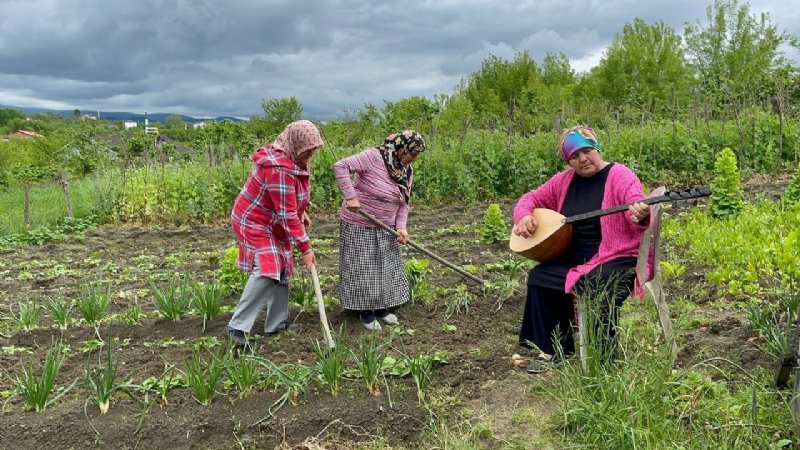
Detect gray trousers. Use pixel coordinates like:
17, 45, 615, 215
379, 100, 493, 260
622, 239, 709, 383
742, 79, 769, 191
227, 258, 289, 334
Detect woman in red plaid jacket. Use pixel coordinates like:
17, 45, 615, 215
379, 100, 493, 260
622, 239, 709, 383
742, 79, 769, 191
226, 120, 323, 346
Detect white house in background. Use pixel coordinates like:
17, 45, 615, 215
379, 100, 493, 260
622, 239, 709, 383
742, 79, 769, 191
193, 121, 207, 129
123, 120, 138, 129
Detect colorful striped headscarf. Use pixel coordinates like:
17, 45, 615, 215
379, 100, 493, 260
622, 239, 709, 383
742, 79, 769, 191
378, 130, 426, 203
559, 125, 600, 161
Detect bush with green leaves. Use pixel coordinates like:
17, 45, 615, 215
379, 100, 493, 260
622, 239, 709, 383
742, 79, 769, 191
479, 203, 508, 243
783, 163, 800, 205
405, 258, 432, 306
709, 147, 744, 220
219, 247, 249, 294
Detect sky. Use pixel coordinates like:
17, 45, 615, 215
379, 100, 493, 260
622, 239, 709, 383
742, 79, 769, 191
0, 0, 797, 119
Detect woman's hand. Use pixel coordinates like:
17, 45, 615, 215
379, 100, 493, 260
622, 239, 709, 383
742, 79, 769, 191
301, 250, 316, 272
301, 211, 312, 229
345, 198, 361, 212
628, 202, 650, 224
396, 229, 409, 245
513, 214, 538, 238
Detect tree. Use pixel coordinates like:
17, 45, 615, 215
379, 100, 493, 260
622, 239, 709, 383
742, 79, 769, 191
164, 114, 186, 129
73, 109, 81, 120
261, 97, 303, 125
684, 0, 788, 109
591, 18, 691, 113
0, 108, 25, 129
465, 52, 541, 131
380, 96, 438, 138
256, 97, 304, 140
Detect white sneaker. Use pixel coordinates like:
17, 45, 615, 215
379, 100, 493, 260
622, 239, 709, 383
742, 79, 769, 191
378, 313, 398, 325
362, 320, 382, 331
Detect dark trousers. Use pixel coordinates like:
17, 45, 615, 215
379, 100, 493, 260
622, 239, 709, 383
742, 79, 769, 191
519, 263, 635, 356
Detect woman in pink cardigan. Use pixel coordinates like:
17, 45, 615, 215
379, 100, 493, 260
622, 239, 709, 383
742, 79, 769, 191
512, 126, 650, 373
333, 130, 426, 330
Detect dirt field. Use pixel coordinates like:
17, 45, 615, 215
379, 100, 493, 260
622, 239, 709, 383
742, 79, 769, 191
0, 200, 771, 449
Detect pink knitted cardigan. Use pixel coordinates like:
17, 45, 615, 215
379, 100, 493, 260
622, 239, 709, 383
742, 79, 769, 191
512, 164, 650, 298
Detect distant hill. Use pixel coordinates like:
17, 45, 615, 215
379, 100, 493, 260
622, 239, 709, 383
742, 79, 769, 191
0, 104, 246, 124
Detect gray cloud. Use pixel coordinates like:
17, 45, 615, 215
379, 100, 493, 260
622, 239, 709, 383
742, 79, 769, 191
0, 0, 797, 118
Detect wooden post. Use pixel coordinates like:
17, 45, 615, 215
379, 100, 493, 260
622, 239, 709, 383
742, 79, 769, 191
23, 181, 31, 230
60, 172, 74, 219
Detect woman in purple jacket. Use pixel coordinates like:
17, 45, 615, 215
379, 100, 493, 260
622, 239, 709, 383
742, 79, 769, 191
333, 130, 426, 330
512, 126, 651, 372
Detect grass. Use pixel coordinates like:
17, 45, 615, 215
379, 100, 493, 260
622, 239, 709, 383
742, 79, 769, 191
0, 176, 105, 235
536, 289, 796, 449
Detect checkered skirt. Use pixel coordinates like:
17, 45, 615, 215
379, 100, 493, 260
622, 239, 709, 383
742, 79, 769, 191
338, 220, 410, 311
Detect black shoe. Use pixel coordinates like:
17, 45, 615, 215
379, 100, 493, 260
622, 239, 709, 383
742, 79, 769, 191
264, 321, 299, 337
225, 326, 247, 347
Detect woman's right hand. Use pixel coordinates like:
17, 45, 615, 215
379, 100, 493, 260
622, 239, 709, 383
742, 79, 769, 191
302, 250, 316, 272
345, 198, 361, 212
513, 214, 538, 239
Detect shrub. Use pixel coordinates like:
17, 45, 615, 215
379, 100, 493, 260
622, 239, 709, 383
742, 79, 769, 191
219, 247, 248, 294
709, 147, 744, 220
479, 203, 508, 244
783, 164, 800, 205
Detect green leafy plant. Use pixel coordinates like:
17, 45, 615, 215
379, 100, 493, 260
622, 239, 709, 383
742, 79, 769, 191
84, 341, 137, 415
150, 275, 192, 321
123, 300, 143, 325
783, 164, 800, 206
745, 281, 800, 359
190, 280, 225, 331
289, 272, 316, 311
709, 147, 744, 219
406, 258, 432, 306
398, 349, 436, 403
480, 203, 508, 243
352, 333, 385, 396
140, 365, 186, 405
219, 247, 249, 294
312, 326, 349, 397
445, 284, 472, 320
249, 357, 314, 423
45, 297, 74, 330
7, 341, 74, 412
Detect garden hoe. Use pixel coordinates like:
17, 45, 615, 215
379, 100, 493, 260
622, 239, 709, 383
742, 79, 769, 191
357, 209, 486, 286
311, 265, 336, 350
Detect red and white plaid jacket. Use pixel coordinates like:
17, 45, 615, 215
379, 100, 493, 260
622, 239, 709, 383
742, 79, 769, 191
231, 145, 311, 284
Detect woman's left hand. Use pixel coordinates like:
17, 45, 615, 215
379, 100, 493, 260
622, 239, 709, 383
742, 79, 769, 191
396, 229, 409, 245
628, 202, 650, 224
301, 212, 312, 229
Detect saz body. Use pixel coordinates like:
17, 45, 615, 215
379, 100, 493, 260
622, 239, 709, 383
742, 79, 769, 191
509, 188, 710, 262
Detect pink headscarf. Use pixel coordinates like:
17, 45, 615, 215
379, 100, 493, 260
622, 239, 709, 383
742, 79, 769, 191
272, 120, 324, 166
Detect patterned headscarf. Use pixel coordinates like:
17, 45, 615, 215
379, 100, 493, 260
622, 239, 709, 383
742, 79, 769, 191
272, 120, 324, 168
378, 130, 426, 203
559, 125, 600, 161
